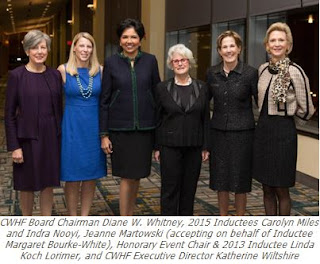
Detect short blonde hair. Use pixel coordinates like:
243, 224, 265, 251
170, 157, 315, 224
264, 22, 293, 54
22, 30, 51, 53
66, 32, 100, 76
166, 44, 196, 70
216, 30, 242, 53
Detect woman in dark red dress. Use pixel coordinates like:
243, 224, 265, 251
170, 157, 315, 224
5, 30, 62, 216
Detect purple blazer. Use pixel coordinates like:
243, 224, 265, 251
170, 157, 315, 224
5, 65, 62, 151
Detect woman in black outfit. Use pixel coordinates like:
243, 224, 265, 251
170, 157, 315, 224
99, 18, 161, 216
253, 22, 314, 215
206, 31, 258, 216
154, 44, 209, 215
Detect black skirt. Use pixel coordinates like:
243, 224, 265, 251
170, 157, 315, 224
253, 93, 297, 187
109, 130, 154, 179
209, 128, 254, 193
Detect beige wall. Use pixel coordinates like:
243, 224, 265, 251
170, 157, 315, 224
141, 0, 166, 80
297, 135, 319, 179
72, 0, 80, 37
59, 5, 67, 64
93, 0, 106, 64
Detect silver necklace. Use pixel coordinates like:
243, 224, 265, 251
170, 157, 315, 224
25, 64, 46, 73
76, 74, 93, 99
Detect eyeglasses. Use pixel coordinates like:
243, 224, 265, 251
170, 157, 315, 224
171, 58, 189, 66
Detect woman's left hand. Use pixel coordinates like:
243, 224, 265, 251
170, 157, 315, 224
202, 150, 209, 162
154, 150, 160, 162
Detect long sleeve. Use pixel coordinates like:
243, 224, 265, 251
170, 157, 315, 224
56, 72, 63, 135
202, 84, 210, 151
99, 58, 113, 134
4, 71, 20, 151
251, 68, 258, 107
151, 56, 161, 90
290, 64, 315, 125
153, 82, 163, 151
151, 55, 161, 134
205, 68, 213, 101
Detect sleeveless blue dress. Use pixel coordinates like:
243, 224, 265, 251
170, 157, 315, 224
61, 68, 106, 181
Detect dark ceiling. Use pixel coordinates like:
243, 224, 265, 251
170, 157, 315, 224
0, 0, 68, 35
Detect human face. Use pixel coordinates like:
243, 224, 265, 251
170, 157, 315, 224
266, 30, 289, 61
27, 39, 48, 65
218, 36, 241, 65
171, 53, 190, 77
120, 27, 141, 58
73, 37, 93, 64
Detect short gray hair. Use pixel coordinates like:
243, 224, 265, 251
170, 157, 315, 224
22, 30, 51, 53
166, 44, 196, 70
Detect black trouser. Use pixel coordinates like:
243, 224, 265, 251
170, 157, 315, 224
160, 146, 202, 216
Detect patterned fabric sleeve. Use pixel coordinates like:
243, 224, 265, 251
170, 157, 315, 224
290, 64, 315, 125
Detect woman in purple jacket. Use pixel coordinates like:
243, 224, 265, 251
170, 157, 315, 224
5, 30, 62, 216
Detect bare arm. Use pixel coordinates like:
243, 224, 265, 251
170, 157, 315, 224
57, 64, 66, 84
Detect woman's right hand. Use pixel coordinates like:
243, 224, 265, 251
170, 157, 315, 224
101, 136, 113, 154
12, 148, 24, 164
154, 150, 160, 162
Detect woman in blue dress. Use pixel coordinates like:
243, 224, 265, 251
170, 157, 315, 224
58, 32, 106, 216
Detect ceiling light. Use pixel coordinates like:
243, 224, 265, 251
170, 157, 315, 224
87, 4, 95, 11
308, 14, 314, 24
